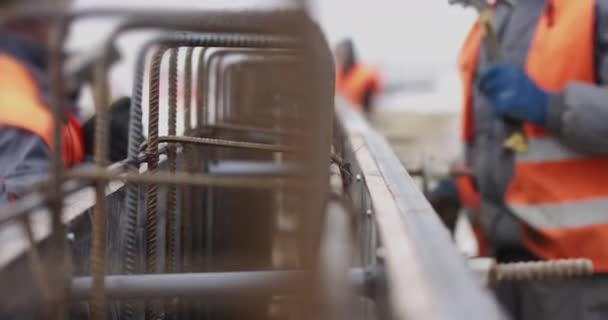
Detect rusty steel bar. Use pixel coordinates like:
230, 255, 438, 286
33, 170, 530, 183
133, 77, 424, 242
140, 136, 294, 153
166, 46, 179, 289
142, 40, 177, 320
91, 40, 113, 320
145, 48, 165, 298
66, 169, 297, 190
46, 18, 70, 320
144, 45, 173, 320
489, 259, 594, 286
122, 38, 148, 320
182, 47, 195, 276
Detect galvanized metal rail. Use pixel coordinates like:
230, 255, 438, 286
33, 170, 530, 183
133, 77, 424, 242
333, 97, 506, 320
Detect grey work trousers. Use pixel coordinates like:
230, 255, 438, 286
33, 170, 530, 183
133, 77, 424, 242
496, 275, 608, 320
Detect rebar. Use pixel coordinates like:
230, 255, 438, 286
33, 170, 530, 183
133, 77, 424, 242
490, 259, 594, 286
181, 47, 194, 275
121, 31, 149, 320
179, 46, 195, 320
91, 42, 111, 320
194, 48, 209, 280
46, 19, 69, 320
145, 45, 165, 320
66, 169, 296, 190
166, 47, 180, 277
139, 136, 294, 153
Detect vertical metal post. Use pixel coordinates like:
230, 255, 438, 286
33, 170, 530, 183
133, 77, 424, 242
90, 40, 112, 320
47, 18, 68, 320
145, 45, 166, 320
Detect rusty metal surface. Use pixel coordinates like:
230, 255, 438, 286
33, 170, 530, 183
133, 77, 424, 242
140, 136, 294, 153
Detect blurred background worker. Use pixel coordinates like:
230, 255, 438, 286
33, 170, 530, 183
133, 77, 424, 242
334, 38, 381, 114
457, 0, 608, 318
0, 0, 129, 203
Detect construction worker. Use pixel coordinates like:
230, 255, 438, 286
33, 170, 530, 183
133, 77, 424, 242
0, 0, 129, 203
334, 38, 381, 114
458, 0, 608, 318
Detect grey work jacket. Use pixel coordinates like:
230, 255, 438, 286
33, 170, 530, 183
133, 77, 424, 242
468, 0, 608, 253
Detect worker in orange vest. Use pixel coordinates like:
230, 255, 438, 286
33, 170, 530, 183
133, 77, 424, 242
458, 0, 608, 318
0, 0, 130, 203
334, 39, 381, 114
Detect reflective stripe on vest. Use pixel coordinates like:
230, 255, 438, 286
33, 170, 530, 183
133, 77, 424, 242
516, 136, 583, 163
511, 198, 608, 229
459, 0, 608, 271
335, 64, 378, 108
0, 54, 84, 167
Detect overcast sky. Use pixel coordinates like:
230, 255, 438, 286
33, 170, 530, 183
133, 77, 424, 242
313, 0, 475, 67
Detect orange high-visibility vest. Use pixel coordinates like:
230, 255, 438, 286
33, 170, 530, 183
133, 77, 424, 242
459, 0, 608, 271
336, 64, 379, 109
455, 164, 488, 256
0, 54, 84, 167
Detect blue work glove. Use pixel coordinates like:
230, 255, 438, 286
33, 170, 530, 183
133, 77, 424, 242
427, 179, 460, 232
434, 179, 459, 199
478, 63, 549, 126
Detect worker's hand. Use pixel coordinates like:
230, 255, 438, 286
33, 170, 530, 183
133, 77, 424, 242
478, 63, 549, 125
